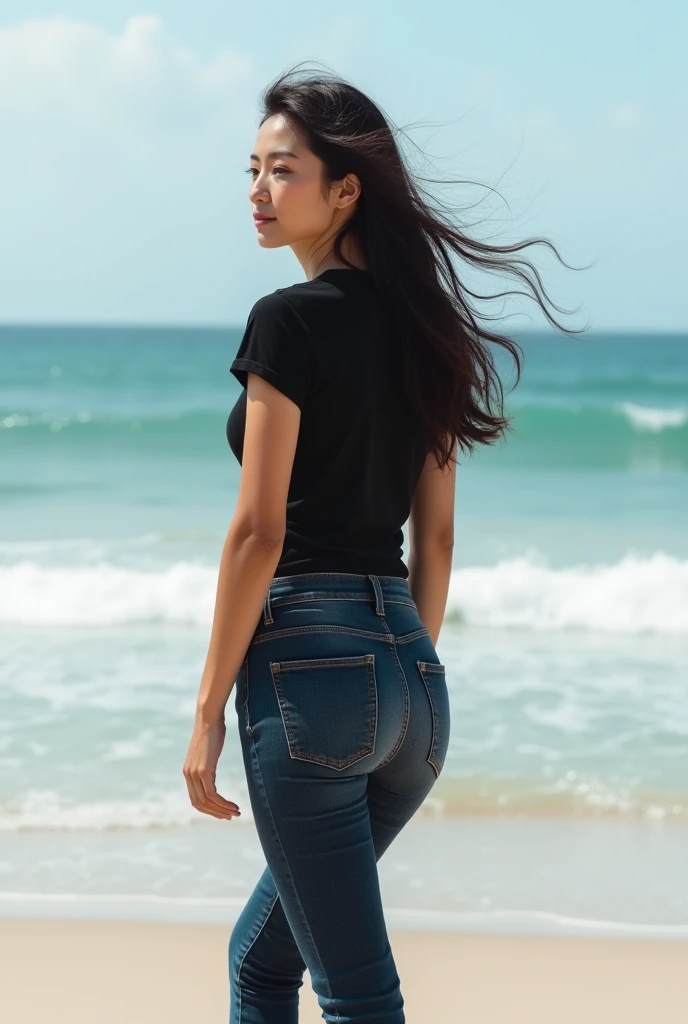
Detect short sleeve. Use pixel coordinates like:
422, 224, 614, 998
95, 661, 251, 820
229, 291, 315, 410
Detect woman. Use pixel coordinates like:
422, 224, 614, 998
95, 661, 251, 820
183, 64, 586, 1023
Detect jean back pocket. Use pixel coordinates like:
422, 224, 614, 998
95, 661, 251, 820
416, 660, 451, 779
270, 654, 378, 770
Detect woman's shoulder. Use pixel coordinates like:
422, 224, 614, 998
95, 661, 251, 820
245, 279, 343, 340
279, 272, 377, 323
275, 274, 347, 307
248, 275, 329, 314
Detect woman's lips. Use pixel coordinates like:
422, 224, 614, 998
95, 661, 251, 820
254, 216, 276, 225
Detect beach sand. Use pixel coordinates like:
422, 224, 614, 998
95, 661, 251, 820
0, 919, 686, 1023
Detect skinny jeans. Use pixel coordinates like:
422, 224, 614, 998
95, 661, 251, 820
229, 572, 451, 1023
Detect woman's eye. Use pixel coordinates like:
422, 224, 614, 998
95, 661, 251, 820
245, 167, 289, 176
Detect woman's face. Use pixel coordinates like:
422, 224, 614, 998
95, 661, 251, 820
248, 113, 359, 267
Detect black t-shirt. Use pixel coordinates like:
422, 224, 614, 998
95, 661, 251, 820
226, 268, 428, 579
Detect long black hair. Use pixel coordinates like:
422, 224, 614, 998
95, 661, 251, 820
257, 63, 591, 469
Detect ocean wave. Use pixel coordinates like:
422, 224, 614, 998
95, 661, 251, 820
0, 408, 222, 437
446, 551, 688, 633
1, 552, 686, 632
614, 402, 688, 432
1, 776, 685, 832
433, 775, 688, 822
3, 401, 687, 440
506, 401, 688, 442
0, 559, 215, 626
0, 788, 235, 832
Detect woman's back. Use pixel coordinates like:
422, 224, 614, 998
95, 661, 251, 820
226, 268, 429, 579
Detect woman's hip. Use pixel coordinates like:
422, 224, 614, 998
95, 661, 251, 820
236, 624, 405, 777
234, 573, 449, 781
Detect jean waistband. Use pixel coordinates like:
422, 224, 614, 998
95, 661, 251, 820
262, 572, 414, 625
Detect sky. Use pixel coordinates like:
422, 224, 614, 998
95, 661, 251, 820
0, 2, 685, 330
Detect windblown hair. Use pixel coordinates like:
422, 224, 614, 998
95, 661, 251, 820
258, 63, 591, 469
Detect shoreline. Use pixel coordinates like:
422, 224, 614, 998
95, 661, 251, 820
2, 816, 687, 939
1, 918, 686, 1023
2, 895, 688, 941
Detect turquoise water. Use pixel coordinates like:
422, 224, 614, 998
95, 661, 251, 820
1, 325, 687, 932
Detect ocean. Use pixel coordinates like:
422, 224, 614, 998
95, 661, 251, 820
1, 324, 687, 937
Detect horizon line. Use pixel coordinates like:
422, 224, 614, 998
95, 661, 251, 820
0, 322, 686, 336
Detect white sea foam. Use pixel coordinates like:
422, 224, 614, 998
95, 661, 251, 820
615, 401, 688, 432
447, 551, 688, 633
0, 787, 448, 832
0, 559, 215, 626
1, 892, 687, 937
1, 785, 685, 832
1, 551, 687, 633
0, 787, 253, 832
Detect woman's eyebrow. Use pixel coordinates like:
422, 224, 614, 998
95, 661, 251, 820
249, 149, 300, 161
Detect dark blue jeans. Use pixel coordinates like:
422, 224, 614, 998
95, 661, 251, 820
229, 572, 450, 1023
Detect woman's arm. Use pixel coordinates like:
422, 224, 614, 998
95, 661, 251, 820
407, 541, 454, 649
195, 525, 284, 722
194, 371, 302, 721
406, 438, 457, 647
183, 372, 302, 819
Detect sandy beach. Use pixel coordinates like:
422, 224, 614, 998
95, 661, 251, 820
1, 919, 686, 1023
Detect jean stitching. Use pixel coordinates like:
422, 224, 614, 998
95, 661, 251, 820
233, 888, 280, 1021
266, 593, 416, 609
369, 657, 379, 764
270, 660, 378, 770
252, 624, 396, 646
270, 666, 297, 758
395, 628, 432, 645
374, 644, 410, 771
376, 612, 394, 637
418, 662, 442, 778
269, 571, 412, 583
242, 656, 251, 734
273, 654, 374, 671
247, 730, 334, 1011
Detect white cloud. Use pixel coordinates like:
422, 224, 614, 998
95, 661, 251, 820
608, 101, 648, 129
0, 16, 259, 322
0, 15, 252, 138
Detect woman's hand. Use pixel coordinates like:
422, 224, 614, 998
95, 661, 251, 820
183, 713, 241, 820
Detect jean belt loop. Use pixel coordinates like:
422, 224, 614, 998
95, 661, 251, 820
368, 574, 385, 616
262, 586, 274, 625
